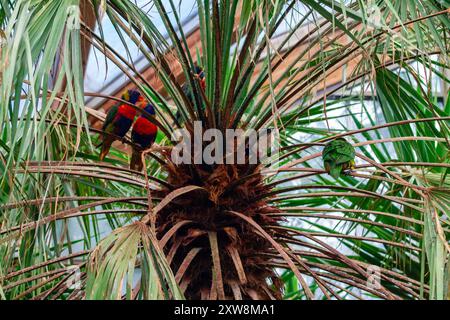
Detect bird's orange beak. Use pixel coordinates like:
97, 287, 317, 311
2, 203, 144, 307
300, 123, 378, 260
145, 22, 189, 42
137, 95, 146, 107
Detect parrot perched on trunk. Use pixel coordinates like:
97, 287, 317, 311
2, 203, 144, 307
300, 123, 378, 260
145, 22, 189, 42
175, 66, 206, 123
130, 103, 158, 172
99, 89, 143, 161
322, 138, 355, 178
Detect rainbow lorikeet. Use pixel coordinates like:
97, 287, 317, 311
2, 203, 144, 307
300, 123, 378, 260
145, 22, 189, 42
183, 65, 206, 99
130, 103, 158, 171
176, 66, 206, 123
99, 89, 143, 161
322, 138, 356, 178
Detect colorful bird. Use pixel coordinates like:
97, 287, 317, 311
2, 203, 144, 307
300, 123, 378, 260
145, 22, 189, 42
176, 66, 206, 123
99, 89, 142, 161
183, 65, 206, 98
130, 103, 158, 171
322, 138, 356, 178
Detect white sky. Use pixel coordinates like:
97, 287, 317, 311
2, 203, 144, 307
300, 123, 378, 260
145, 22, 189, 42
84, 0, 199, 103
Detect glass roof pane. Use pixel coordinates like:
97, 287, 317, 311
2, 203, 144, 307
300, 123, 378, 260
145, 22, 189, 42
84, 0, 198, 105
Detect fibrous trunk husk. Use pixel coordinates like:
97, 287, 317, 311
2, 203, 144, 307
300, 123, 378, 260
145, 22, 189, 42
154, 144, 285, 300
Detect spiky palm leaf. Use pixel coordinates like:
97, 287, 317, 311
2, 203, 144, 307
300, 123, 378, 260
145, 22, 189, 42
1, 0, 449, 300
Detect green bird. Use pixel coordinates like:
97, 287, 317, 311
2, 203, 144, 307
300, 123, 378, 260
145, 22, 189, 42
322, 138, 355, 178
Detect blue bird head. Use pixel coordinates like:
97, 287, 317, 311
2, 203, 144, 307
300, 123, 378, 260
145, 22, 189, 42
143, 103, 156, 116
194, 65, 205, 79
122, 89, 141, 104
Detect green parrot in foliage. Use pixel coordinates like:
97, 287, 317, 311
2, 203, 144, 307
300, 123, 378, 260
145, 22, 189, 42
322, 138, 355, 178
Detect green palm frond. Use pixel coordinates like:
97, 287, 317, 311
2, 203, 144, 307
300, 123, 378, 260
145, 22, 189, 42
1, 0, 449, 300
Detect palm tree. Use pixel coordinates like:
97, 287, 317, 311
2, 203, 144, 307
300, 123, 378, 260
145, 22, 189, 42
0, 0, 449, 300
